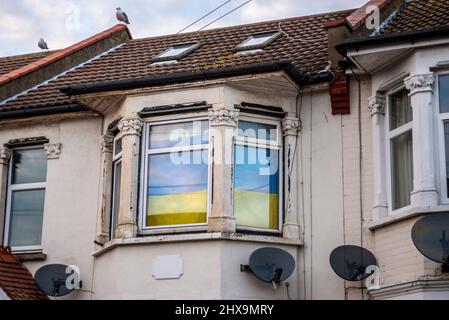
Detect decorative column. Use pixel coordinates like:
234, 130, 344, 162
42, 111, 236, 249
404, 73, 438, 207
368, 94, 389, 220
282, 117, 301, 240
0, 148, 11, 245
208, 107, 239, 233
96, 135, 114, 244
115, 118, 144, 239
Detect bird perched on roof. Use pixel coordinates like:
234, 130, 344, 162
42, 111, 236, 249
318, 60, 332, 74
38, 38, 49, 50
116, 7, 130, 24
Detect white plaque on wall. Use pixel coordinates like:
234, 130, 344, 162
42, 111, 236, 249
152, 255, 184, 280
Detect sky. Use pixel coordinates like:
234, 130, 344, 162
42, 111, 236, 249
0, 0, 366, 58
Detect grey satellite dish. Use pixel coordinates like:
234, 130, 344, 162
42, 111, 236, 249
412, 213, 449, 268
329, 245, 377, 281
241, 247, 295, 285
35, 264, 80, 297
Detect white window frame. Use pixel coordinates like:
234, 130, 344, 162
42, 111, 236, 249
3, 146, 47, 252
110, 137, 122, 238
139, 116, 212, 231
437, 71, 449, 204
385, 86, 413, 215
236, 31, 281, 51
152, 42, 200, 63
234, 114, 283, 233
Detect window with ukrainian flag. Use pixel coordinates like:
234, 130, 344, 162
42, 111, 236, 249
145, 120, 209, 227
234, 120, 281, 231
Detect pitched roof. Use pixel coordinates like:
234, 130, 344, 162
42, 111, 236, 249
0, 10, 353, 115
0, 51, 57, 77
0, 24, 130, 87
378, 0, 449, 35
0, 247, 48, 300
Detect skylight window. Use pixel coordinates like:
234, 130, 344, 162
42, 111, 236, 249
237, 31, 281, 51
152, 42, 200, 63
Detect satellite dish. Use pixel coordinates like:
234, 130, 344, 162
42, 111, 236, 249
411, 213, 449, 266
329, 245, 377, 281
241, 247, 295, 285
35, 264, 80, 297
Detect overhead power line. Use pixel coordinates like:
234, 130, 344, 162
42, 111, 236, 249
177, 0, 234, 34
198, 0, 253, 31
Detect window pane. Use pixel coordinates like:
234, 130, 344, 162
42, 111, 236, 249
149, 121, 209, 149
391, 131, 413, 210
389, 89, 412, 130
111, 161, 121, 238
241, 32, 277, 47
114, 139, 122, 156
146, 150, 208, 227
238, 121, 277, 141
440, 74, 449, 113
234, 145, 279, 230
445, 122, 449, 198
12, 148, 47, 184
8, 189, 45, 247
158, 43, 196, 59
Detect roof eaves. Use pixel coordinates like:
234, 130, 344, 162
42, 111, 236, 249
60, 61, 306, 96
336, 25, 449, 54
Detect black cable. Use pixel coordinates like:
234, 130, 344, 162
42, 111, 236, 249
177, 0, 233, 34
198, 0, 253, 31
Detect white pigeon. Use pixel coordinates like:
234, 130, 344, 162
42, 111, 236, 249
116, 7, 130, 24
38, 38, 49, 50
318, 60, 332, 74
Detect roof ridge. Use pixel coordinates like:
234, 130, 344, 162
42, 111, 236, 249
131, 8, 356, 42
0, 24, 129, 87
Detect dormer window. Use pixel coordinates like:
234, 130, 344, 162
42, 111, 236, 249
152, 42, 200, 63
236, 31, 281, 51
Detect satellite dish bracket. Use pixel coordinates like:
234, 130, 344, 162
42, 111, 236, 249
240, 264, 284, 285
240, 264, 251, 273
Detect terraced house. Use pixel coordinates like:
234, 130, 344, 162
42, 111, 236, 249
0, 0, 449, 300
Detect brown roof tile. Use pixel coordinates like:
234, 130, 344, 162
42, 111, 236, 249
0, 247, 48, 300
0, 24, 129, 87
0, 51, 56, 77
0, 10, 353, 113
346, 0, 393, 30
378, 0, 449, 35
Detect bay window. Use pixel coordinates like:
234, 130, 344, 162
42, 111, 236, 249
388, 88, 413, 211
234, 118, 282, 232
4, 147, 47, 250
142, 119, 210, 229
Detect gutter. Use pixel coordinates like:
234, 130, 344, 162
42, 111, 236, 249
60, 61, 334, 96
0, 104, 86, 120
336, 26, 449, 55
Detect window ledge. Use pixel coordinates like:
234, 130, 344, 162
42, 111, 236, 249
13, 251, 47, 262
93, 232, 303, 257
368, 204, 449, 230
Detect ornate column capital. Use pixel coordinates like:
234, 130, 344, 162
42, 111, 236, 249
44, 143, 62, 160
368, 94, 386, 116
118, 118, 144, 137
404, 73, 435, 95
0, 148, 11, 166
282, 117, 301, 136
208, 107, 239, 127
101, 135, 114, 153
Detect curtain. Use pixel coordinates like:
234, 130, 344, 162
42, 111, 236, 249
391, 131, 413, 210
